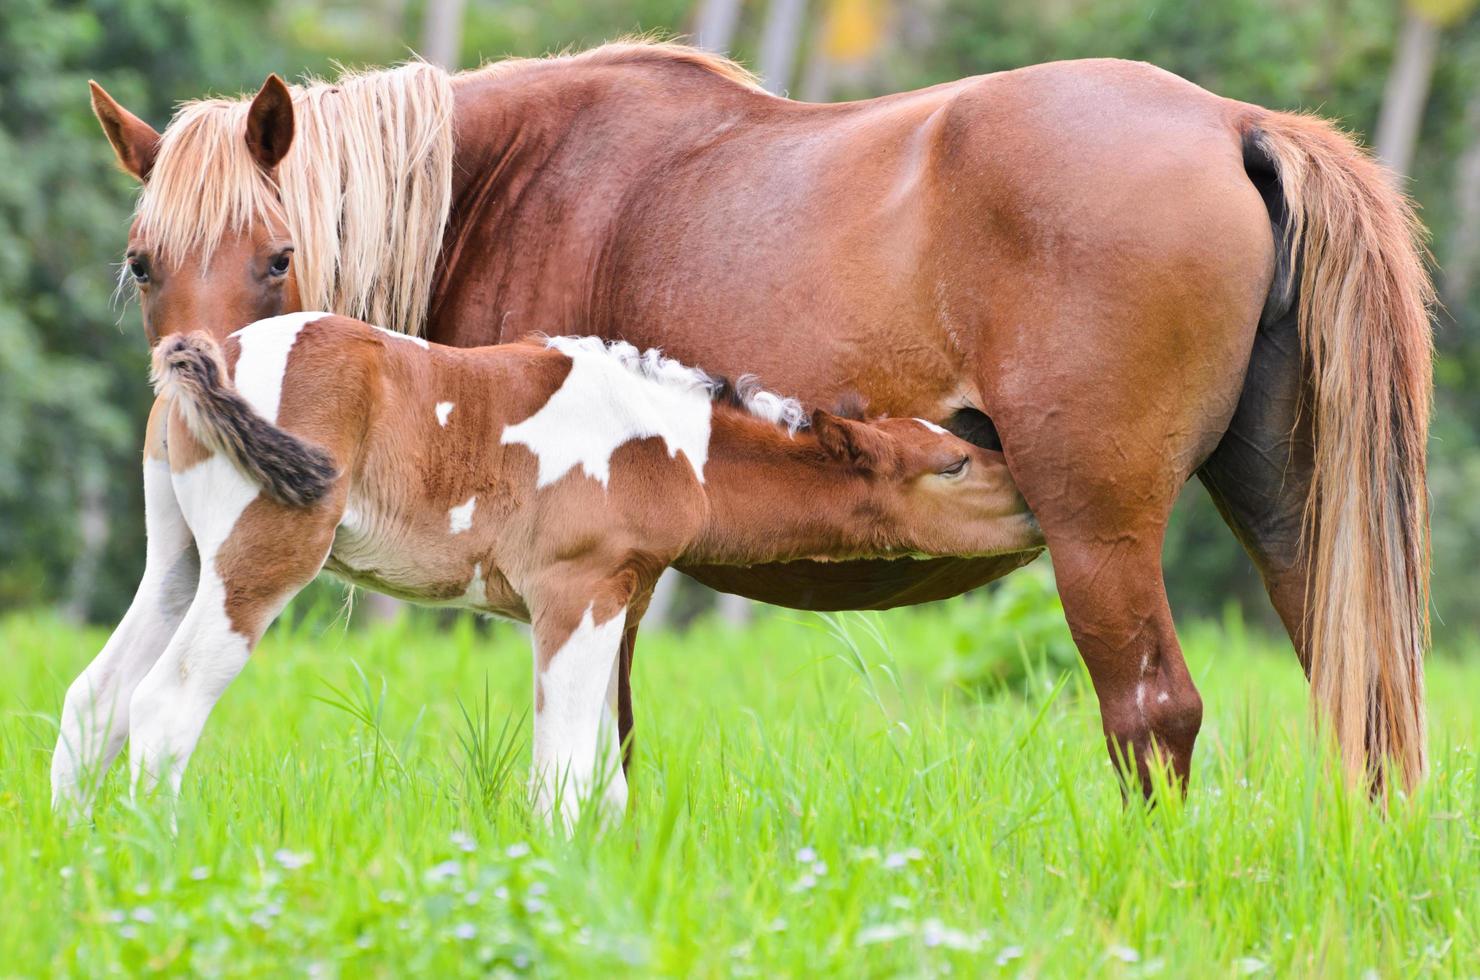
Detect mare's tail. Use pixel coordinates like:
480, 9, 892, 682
150, 332, 338, 507
1244, 111, 1434, 793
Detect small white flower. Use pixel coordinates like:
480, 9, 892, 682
1110, 945, 1140, 964
996, 945, 1025, 966
811, 861, 828, 876
856, 922, 913, 946
453, 922, 476, 941
795, 846, 817, 863
505, 842, 531, 859
131, 908, 157, 924
790, 873, 818, 893
450, 830, 477, 853
190, 866, 211, 881
424, 860, 461, 883
464, 890, 481, 905
528, 881, 548, 898
1235, 957, 1268, 975
274, 849, 312, 870
59, 866, 75, 880
119, 925, 138, 940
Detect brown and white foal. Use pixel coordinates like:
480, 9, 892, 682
51, 312, 1040, 826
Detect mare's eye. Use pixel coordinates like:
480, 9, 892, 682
268, 249, 293, 277
127, 256, 150, 283
939, 456, 970, 479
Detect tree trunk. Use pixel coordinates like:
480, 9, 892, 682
62, 457, 110, 624
693, 0, 744, 52
758, 0, 809, 94
1374, 8, 1439, 177
1442, 88, 1480, 310
420, 0, 466, 70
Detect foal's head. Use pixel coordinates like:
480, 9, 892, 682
811, 410, 1039, 556
93, 77, 303, 346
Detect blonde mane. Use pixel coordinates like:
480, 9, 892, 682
133, 41, 757, 335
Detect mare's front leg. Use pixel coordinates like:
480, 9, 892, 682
52, 412, 195, 819
128, 457, 337, 801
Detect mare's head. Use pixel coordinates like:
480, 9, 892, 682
92, 77, 303, 345
91, 65, 452, 346
810, 410, 1042, 557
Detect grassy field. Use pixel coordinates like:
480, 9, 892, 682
2, 572, 1477, 976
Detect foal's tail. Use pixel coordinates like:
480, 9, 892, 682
1244, 112, 1434, 793
151, 332, 338, 507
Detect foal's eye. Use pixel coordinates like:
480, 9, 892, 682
127, 256, 150, 283
939, 456, 970, 479
267, 249, 293, 277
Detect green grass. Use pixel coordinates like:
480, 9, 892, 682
2, 575, 1477, 976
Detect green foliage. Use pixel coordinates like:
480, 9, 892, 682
2, 606, 1477, 973
0, 0, 286, 616
5, 0, 1480, 640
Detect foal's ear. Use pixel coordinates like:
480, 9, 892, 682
244, 74, 295, 171
89, 81, 161, 182
811, 409, 895, 474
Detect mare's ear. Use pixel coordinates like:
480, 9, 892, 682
244, 74, 295, 171
811, 409, 895, 474
89, 81, 161, 182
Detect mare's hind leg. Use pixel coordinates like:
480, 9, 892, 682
977, 295, 1263, 794
1196, 310, 1314, 670
52, 414, 195, 818
129, 458, 337, 799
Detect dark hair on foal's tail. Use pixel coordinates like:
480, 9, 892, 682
150, 332, 338, 507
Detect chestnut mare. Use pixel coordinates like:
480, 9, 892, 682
85, 41, 1433, 795
50, 314, 1038, 824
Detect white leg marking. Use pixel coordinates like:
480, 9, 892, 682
448, 496, 477, 534
501, 341, 713, 488
127, 454, 260, 801
229, 312, 328, 421
51, 458, 196, 819
533, 605, 629, 828
435, 401, 454, 427
128, 575, 254, 800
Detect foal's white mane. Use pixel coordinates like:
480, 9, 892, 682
136, 63, 455, 335
546, 336, 809, 434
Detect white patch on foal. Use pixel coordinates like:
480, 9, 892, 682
533, 604, 629, 828
229, 312, 330, 421
435, 401, 454, 426
501, 336, 716, 488
914, 418, 950, 435
448, 495, 477, 534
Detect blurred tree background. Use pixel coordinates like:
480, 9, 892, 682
1, 0, 1477, 644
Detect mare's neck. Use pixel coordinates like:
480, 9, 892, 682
425, 61, 765, 347
683, 414, 894, 566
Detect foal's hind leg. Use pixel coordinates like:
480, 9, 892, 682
52, 420, 194, 818
129, 460, 336, 800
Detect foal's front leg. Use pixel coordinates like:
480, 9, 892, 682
52, 445, 195, 819
530, 598, 633, 829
